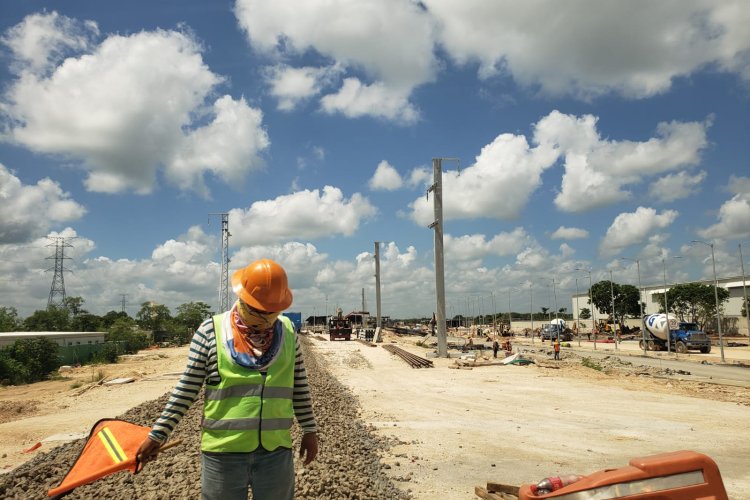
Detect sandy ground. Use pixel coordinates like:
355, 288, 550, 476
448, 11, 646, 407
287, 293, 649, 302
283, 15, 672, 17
310, 333, 750, 499
2, 335, 749, 499
0, 346, 189, 474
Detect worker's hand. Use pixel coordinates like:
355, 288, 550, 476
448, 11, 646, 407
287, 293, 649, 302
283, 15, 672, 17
299, 432, 318, 465
137, 437, 162, 466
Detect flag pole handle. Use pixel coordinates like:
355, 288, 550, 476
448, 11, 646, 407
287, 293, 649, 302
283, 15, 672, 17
157, 439, 183, 453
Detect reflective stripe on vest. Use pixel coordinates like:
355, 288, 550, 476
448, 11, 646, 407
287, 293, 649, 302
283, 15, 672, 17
201, 313, 296, 453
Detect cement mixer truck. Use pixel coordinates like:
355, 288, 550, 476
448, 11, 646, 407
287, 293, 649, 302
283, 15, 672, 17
642, 314, 712, 354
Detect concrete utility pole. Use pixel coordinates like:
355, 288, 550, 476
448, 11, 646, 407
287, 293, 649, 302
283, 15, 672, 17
374, 241, 382, 342
428, 157, 458, 357
609, 270, 617, 351
47, 236, 74, 309
691, 240, 725, 362
739, 243, 750, 348
621, 257, 647, 356
209, 213, 230, 312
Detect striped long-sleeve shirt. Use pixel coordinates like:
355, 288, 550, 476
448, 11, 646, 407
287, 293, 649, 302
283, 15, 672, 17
148, 316, 318, 443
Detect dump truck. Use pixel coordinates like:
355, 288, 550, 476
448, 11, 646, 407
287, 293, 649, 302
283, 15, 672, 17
328, 308, 352, 341
641, 313, 711, 353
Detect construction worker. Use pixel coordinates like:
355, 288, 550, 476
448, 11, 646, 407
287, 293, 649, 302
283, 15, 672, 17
137, 259, 318, 500
553, 338, 561, 360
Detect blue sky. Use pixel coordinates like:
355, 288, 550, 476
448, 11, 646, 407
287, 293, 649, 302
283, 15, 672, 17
1, 1, 749, 320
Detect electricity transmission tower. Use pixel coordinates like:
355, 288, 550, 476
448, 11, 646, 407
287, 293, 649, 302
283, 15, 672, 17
209, 213, 231, 312
46, 237, 74, 309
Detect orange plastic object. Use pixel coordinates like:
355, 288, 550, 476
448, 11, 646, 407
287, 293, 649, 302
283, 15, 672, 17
48, 419, 151, 497
519, 450, 728, 500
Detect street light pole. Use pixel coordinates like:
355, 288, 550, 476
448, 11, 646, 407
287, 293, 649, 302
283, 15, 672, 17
692, 240, 725, 362
662, 258, 671, 354
575, 267, 596, 350
621, 258, 647, 355
739, 243, 750, 349
609, 269, 617, 351
661, 256, 682, 355
491, 291, 497, 334
525, 283, 534, 344
576, 278, 581, 347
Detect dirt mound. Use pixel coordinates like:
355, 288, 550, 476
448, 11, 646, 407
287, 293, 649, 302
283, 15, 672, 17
0, 337, 407, 499
0, 401, 40, 425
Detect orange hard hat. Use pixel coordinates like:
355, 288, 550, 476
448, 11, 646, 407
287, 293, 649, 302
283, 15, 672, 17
231, 259, 293, 312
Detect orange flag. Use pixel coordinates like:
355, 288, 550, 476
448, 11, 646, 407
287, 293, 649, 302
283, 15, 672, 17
47, 418, 152, 498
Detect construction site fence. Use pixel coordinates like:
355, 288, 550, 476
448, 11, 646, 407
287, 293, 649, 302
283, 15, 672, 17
57, 341, 134, 366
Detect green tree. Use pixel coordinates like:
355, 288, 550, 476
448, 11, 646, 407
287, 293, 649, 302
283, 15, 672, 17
101, 310, 131, 328
70, 313, 102, 332
63, 296, 87, 316
666, 282, 730, 329
174, 301, 212, 332
136, 302, 172, 331
590, 281, 642, 323
23, 306, 70, 331
4, 337, 60, 383
579, 308, 591, 320
106, 317, 148, 354
0, 306, 20, 332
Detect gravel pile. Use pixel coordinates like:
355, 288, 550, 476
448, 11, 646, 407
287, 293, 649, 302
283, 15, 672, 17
0, 337, 409, 499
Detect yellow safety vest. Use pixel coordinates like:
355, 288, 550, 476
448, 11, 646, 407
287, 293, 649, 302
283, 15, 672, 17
201, 313, 296, 452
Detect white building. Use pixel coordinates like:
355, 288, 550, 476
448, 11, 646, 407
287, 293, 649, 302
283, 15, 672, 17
571, 275, 750, 336
0, 331, 106, 348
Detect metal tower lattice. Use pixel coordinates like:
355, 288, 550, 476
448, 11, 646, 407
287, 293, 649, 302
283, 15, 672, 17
46, 237, 73, 309
209, 213, 231, 312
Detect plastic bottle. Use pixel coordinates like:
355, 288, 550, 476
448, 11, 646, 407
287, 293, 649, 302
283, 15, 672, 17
530, 474, 583, 495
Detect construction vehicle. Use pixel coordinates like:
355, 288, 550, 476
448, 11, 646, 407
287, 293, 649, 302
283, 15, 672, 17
641, 313, 711, 354
284, 312, 302, 333
328, 308, 352, 341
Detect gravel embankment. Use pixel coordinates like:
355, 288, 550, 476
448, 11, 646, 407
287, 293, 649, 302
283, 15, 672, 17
0, 337, 409, 499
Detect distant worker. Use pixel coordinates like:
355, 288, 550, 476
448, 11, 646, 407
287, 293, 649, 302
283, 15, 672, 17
492, 340, 499, 358
553, 338, 561, 360
137, 259, 319, 500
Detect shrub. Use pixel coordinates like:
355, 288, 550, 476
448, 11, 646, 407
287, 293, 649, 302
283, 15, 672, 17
581, 357, 603, 371
92, 342, 119, 364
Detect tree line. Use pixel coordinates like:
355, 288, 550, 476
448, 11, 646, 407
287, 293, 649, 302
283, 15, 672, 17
0, 297, 214, 385
587, 281, 731, 330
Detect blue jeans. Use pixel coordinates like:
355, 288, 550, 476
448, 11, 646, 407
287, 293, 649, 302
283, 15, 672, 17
201, 447, 294, 500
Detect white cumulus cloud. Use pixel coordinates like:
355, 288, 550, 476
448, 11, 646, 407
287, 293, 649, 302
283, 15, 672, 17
263, 64, 342, 111
534, 111, 709, 212
0, 164, 87, 243
369, 160, 403, 191
409, 131, 558, 225
648, 170, 707, 203
551, 227, 589, 240
1, 11, 98, 74
234, 0, 436, 123
697, 176, 750, 240
2, 14, 269, 196
425, 0, 750, 99
600, 207, 679, 257
229, 186, 377, 245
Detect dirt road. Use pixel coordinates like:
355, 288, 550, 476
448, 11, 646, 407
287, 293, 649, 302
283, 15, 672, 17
1, 335, 749, 498
313, 333, 750, 498
0, 346, 189, 473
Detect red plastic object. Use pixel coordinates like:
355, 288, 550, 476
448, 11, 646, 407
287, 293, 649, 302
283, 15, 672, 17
519, 450, 728, 500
